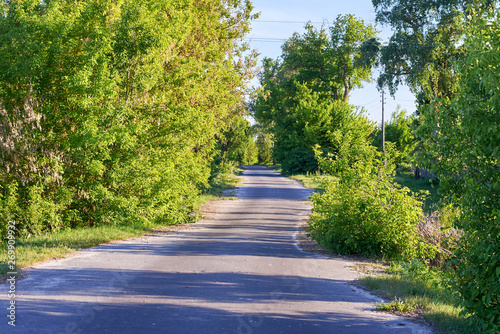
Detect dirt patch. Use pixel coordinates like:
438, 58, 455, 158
145, 197, 235, 237
296, 220, 389, 271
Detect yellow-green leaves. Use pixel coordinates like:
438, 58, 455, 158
0, 0, 257, 235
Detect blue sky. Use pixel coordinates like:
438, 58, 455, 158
246, 0, 417, 124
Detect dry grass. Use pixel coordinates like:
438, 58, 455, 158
417, 210, 462, 267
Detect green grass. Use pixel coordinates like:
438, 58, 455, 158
375, 297, 418, 313
0, 167, 242, 277
266, 165, 332, 194
289, 173, 329, 194
360, 261, 475, 333
393, 168, 441, 214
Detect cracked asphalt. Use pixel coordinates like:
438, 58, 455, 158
0, 165, 432, 333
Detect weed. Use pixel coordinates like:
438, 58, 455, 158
376, 298, 418, 313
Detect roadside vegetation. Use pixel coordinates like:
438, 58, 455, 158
0, 163, 242, 278
253, 2, 499, 332
283, 168, 471, 333
1, 0, 498, 332
0, 0, 257, 274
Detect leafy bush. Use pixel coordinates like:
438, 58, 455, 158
308, 129, 426, 261
415, 6, 500, 331
0, 0, 257, 238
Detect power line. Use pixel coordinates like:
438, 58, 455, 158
253, 20, 326, 24
247, 37, 288, 42
245, 37, 456, 47
359, 98, 380, 108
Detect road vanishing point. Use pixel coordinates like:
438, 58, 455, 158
1, 165, 432, 334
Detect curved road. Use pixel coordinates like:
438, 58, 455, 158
1, 166, 431, 333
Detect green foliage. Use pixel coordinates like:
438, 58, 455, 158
308, 126, 426, 261
0, 0, 257, 238
252, 15, 378, 174
255, 132, 273, 165
372, 107, 417, 165
216, 116, 258, 166
415, 4, 500, 331
372, 0, 471, 100
376, 297, 418, 313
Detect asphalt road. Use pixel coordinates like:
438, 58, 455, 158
0, 165, 431, 333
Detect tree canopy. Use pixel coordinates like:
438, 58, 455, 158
0, 0, 257, 235
371, 0, 484, 100
252, 15, 377, 173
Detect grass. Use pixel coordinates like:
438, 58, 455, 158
393, 167, 441, 214
360, 262, 474, 333
289, 173, 329, 194
266, 165, 332, 194
0, 224, 156, 277
0, 166, 243, 278
375, 297, 418, 313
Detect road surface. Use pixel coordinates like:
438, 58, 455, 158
0, 165, 431, 333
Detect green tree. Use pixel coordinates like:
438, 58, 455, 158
415, 4, 500, 331
372, 0, 472, 100
218, 116, 258, 165
372, 107, 416, 165
0, 0, 257, 236
253, 15, 378, 174
256, 132, 273, 165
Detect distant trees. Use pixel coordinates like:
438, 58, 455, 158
217, 116, 258, 166
0, 0, 257, 236
372, 107, 416, 165
252, 15, 378, 173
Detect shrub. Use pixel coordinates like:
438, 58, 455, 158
308, 132, 426, 260
417, 207, 462, 267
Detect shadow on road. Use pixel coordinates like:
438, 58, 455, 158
16, 267, 393, 334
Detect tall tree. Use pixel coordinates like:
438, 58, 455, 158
0, 0, 257, 236
415, 5, 500, 330
372, 0, 478, 100
253, 15, 378, 173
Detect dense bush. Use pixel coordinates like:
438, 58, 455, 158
308, 126, 426, 261
0, 0, 257, 237
416, 5, 500, 331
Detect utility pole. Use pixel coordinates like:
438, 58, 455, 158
381, 91, 386, 165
